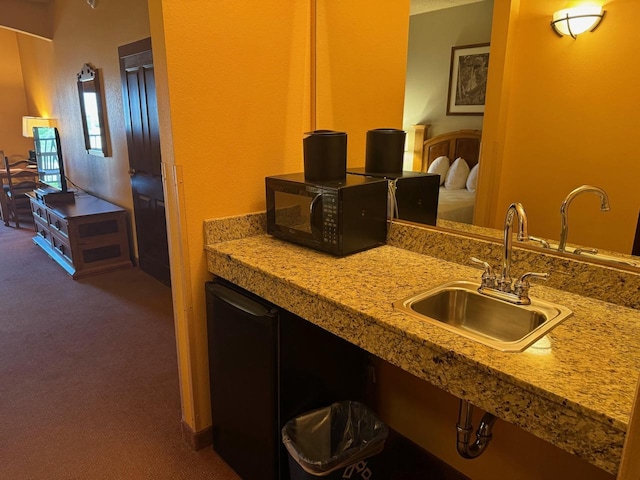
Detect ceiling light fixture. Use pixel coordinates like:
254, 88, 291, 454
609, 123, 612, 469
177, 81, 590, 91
551, 5, 606, 39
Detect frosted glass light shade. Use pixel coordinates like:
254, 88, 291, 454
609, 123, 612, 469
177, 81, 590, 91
551, 5, 605, 38
22, 117, 52, 137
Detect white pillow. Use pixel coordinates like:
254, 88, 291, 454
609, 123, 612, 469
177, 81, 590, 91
444, 157, 470, 190
427, 155, 450, 185
466, 163, 479, 192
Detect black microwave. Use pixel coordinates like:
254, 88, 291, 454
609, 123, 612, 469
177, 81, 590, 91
265, 173, 388, 256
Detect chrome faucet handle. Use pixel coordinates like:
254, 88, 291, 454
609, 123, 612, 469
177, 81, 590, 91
470, 257, 496, 289
470, 256, 491, 270
513, 272, 550, 299
528, 236, 550, 249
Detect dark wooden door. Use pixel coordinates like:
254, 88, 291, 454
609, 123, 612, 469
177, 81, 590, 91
119, 38, 170, 286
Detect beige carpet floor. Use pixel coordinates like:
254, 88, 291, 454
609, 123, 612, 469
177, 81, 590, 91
0, 224, 240, 480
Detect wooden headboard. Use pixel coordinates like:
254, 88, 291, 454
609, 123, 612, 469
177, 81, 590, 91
414, 129, 482, 173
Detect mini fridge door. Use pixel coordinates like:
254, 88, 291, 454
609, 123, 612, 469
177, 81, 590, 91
206, 280, 280, 480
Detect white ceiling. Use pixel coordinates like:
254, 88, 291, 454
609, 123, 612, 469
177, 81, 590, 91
410, 0, 486, 16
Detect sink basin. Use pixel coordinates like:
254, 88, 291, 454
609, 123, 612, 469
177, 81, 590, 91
393, 281, 573, 352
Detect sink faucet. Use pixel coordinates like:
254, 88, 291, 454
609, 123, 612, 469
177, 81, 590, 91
470, 202, 549, 305
499, 202, 529, 292
558, 185, 610, 253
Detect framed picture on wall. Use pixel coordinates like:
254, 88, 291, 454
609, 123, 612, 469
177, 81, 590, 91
446, 43, 490, 115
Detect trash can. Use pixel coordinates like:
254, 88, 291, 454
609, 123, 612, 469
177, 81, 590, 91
282, 401, 389, 479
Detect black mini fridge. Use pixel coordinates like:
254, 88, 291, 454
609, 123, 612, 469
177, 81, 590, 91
348, 168, 440, 225
205, 279, 368, 480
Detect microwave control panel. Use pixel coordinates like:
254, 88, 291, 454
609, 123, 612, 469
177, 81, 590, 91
321, 193, 339, 246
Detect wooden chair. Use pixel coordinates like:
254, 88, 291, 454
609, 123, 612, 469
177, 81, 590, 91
2, 155, 39, 228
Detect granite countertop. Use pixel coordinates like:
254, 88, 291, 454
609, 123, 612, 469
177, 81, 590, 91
205, 224, 640, 475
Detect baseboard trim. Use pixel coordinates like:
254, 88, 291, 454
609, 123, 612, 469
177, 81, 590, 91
181, 420, 212, 450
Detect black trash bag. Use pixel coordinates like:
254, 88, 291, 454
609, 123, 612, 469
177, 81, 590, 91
282, 401, 389, 476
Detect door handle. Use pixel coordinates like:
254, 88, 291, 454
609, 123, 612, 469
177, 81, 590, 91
128, 168, 137, 176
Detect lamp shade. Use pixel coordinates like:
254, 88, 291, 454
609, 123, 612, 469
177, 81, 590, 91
551, 5, 605, 38
22, 116, 52, 137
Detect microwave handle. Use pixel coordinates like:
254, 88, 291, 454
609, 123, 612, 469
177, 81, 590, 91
309, 193, 323, 239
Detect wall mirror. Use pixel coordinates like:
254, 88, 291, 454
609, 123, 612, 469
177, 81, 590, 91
77, 63, 109, 157
400, 1, 639, 271
314, 0, 639, 271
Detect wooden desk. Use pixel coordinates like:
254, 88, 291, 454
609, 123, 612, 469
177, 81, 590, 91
0, 166, 38, 225
28, 192, 132, 278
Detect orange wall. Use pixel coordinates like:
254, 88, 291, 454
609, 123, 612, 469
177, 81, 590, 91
148, 0, 313, 432
478, 0, 638, 254
315, 0, 410, 165
16, 33, 54, 119
0, 28, 35, 158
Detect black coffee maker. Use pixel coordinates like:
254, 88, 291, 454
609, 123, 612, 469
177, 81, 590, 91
302, 130, 347, 182
364, 128, 406, 174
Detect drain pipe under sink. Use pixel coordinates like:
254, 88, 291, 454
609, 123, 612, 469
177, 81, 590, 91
456, 400, 498, 459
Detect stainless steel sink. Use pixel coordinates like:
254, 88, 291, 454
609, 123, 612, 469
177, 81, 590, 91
393, 281, 572, 352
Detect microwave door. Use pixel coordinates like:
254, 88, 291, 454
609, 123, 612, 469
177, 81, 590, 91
309, 193, 323, 241
272, 190, 317, 239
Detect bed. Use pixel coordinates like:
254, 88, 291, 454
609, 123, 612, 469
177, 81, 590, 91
414, 129, 482, 224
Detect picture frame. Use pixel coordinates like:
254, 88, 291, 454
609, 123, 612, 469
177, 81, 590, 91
446, 43, 490, 116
